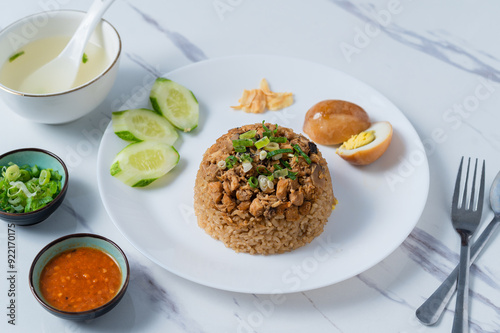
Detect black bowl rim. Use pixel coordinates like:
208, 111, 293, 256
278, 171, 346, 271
0, 148, 69, 217
29, 233, 130, 317
0, 9, 122, 97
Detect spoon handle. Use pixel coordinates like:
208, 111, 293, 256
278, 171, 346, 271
64, 0, 116, 61
415, 216, 500, 325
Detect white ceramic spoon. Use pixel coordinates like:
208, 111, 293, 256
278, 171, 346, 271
19, 0, 116, 94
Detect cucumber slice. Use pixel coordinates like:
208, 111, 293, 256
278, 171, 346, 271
110, 141, 179, 187
112, 108, 178, 144
150, 78, 199, 132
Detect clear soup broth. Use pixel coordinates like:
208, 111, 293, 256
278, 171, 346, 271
0, 36, 109, 94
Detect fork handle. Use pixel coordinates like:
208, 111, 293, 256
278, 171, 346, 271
452, 241, 471, 333
415, 216, 500, 325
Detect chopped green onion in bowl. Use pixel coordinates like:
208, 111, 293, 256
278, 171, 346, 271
5, 164, 20, 181
0, 163, 62, 213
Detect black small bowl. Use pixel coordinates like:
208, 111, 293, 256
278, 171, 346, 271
0, 148, 69, 225
29, 233, 130, 320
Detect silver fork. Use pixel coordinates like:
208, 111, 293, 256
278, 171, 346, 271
451, 157, 485, 333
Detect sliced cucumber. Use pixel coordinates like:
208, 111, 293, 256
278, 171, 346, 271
150, 78, 199, 132
112, 108, 178, 145
110, 141, 179, 187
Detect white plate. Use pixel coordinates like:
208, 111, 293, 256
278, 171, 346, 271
97, 55, 429, 293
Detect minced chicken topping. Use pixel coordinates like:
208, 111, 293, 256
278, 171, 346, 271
199, 122, 331, 223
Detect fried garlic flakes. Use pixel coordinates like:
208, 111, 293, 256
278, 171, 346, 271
231, 79, 293, 113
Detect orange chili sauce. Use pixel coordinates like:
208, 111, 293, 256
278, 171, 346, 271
39, 247, 122, 312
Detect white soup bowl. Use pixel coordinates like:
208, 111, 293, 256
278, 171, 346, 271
0, 10, 121, 124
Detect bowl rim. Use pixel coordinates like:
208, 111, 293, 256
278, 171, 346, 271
29, 233, 130, 316
0, 147, 69, 217
0, 9, 122, 97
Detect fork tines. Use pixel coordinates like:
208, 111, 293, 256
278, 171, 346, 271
453, 157, 486, 214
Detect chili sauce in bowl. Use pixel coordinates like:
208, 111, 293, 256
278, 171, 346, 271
29, 234, 129, 320
39, 247, 122, 312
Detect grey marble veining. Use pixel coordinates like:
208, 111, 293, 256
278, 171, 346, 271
354, 258, 497, 333
330, 0, 500, 83
356, 273, 409, 306
402, 227, 457, 281
301, 292, 342, 332
401, 227, 500, 330
126, 53, 163, 77
128, 3, 208, 63
128, 260, 207, 333
402, 227, 500, 291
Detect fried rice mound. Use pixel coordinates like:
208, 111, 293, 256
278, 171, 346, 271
194, 123, 335, 255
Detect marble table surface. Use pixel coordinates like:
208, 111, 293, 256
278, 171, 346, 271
1, 0, 500, 332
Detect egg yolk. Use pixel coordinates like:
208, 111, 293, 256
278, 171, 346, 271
332, 197, 339, 210
340, 130, 375, 150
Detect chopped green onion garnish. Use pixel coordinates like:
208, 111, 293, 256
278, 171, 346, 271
255, 136, 270, 149
9, 51, 24, 62
261, 121, 284, 142
217, 160, 226, 169
270, 136, 287, 143
264, 142, 279, 151
239, 130, 257, 139
234, 146, 246, 153
232, 139, 254, 147
240, 154, 253, 163
281, 160, 292, 169
225, 156, 238, 169
293, 144, 312, 164
273, 168, 288, 178
267, 148, 293, 158
82, 53, 88, 63
257, 166, 272, 176
288, 171, 298, 180
274, 164, 283, 170
262, 121, 272, 137
248, 176, 258, 188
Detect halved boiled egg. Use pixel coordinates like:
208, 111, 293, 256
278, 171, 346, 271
336, 121, 393, 165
